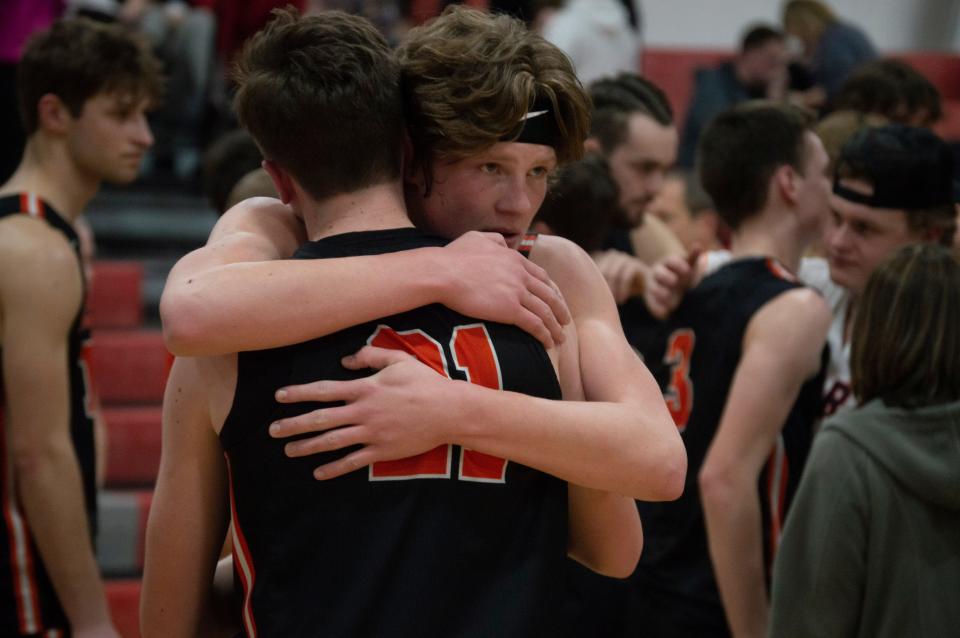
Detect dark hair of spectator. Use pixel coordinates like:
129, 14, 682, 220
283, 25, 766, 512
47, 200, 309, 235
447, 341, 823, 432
202, 129, 264, 215
741, 24, 785, 53
398, 5, 590, 193
589, 73, 673, 155
698, 102, 814, 229
835, 59, 942, 126
17, 17, 163, 135
535, 155, 622, 253
233, 8, 403, 201
852, 243, 960, 409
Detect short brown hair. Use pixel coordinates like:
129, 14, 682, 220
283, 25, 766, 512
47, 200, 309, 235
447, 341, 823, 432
852, 243, 960, 408
234, 9, 403, 200
17, 17, 162, 135
398, 5, 590, 188
698, 102, 814, 229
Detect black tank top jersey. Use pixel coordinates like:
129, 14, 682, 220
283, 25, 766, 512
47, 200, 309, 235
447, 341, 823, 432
630, 257, 826, 633
219, 228, 567, 638
0, 194, 97, 636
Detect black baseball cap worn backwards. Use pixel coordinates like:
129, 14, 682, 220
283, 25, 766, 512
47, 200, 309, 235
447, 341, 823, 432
833, 124, 956, 209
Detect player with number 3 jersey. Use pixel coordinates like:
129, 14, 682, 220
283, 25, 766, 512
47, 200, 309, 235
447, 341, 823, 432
627, 104, 831, 638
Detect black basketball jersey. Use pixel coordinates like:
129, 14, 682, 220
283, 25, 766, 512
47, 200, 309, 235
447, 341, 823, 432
630, 257, 826, 634
220, 227, 567, 638
0, 193, 98, 636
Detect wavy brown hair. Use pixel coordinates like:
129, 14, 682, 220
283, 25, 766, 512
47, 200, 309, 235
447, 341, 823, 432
17, 17, 162, 135
852, 243, 960, 409
397, 5, 590, 189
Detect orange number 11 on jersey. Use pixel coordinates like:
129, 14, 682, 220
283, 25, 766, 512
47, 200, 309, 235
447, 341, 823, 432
367, 324, 509, 483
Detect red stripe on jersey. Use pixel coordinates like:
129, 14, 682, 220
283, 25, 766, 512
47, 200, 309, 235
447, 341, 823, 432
765, 437, 790, 567
517, 232, 538, 257
765, 258, 798, 283
0, 412, 43, 633
225, 454, 258, 638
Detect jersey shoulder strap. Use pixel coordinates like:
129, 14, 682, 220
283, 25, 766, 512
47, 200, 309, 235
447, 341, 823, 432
517, 232, 538, 259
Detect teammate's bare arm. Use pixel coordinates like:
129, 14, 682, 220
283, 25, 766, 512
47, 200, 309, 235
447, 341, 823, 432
141, 357, 232, 637
160, 198, 570, 356
699, 289, 830, 638
0, 219, 118, 637
270, 236, 686, 502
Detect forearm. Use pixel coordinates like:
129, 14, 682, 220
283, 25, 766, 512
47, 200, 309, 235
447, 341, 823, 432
453, 385, 683, 500
566, 485, 642, 578
701, 475, 768, 638
161, 248, 448, 355
17, 445, 111, 629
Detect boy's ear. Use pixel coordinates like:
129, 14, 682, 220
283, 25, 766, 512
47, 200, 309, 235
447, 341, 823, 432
36, 93, 72, 135
583, 136, 602, 156
262, 159, 295, 205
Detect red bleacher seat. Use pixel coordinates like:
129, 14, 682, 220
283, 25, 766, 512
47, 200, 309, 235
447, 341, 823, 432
104, 407, 162, 487
106, 579, 141, 638
87, 261, 144, 329
643, 48, 732, 126
91, 330, 172, 404
643, 48, 960, 141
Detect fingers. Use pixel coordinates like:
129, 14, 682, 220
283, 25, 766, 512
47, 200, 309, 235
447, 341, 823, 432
281, 424, 367, 458
312, 448, 378, 480
275, 378, 362, 404
470, 230, 509, 247
341, 345, 412, 371
525, 266, 571, 326
269, 404, 356, 438
524, 279, 567, 343
513, 306, 555, 350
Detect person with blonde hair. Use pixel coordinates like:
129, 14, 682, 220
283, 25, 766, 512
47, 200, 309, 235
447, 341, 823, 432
770, 242, 960, 637
783, 0, 876, 107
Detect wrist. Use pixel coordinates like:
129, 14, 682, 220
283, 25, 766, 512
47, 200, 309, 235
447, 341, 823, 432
416, 246, 456, 307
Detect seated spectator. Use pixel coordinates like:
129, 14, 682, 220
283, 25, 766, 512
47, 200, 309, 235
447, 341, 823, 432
647, 169, 726, 252
533, 154, 622, 254
783, 0, 877, 109
770, 242, 960, 638
834, 58, 942, 127
678, 24, 787, 167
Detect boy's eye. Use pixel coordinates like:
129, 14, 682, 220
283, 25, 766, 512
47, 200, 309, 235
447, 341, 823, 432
529, 167, 548, 178
481, 163, 499, 174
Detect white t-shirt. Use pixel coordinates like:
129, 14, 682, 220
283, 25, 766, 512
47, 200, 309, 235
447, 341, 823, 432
703, 251, 855, 416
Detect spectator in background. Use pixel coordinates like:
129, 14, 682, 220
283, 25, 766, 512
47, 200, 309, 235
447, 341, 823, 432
770, 242, 960, 638
586, 73, 685, 304
647, 170, 726, 253
201, 128, 271, 215
538, 0, 640, 86
783, 0, 877, 109
678, 25, 788, 168
814, 109, 887, 174
834, 58, 942, 127
0, 1, 65, 183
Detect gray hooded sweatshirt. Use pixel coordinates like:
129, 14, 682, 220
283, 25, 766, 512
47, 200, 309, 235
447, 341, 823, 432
768, 398, 960, 637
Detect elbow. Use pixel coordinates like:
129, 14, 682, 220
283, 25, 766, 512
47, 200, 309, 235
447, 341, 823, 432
159, 289, 206, 356
697, 463, 737, 515
12, 440, 69, 479
657, 439, 687, 501
634, 432, 687, 502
